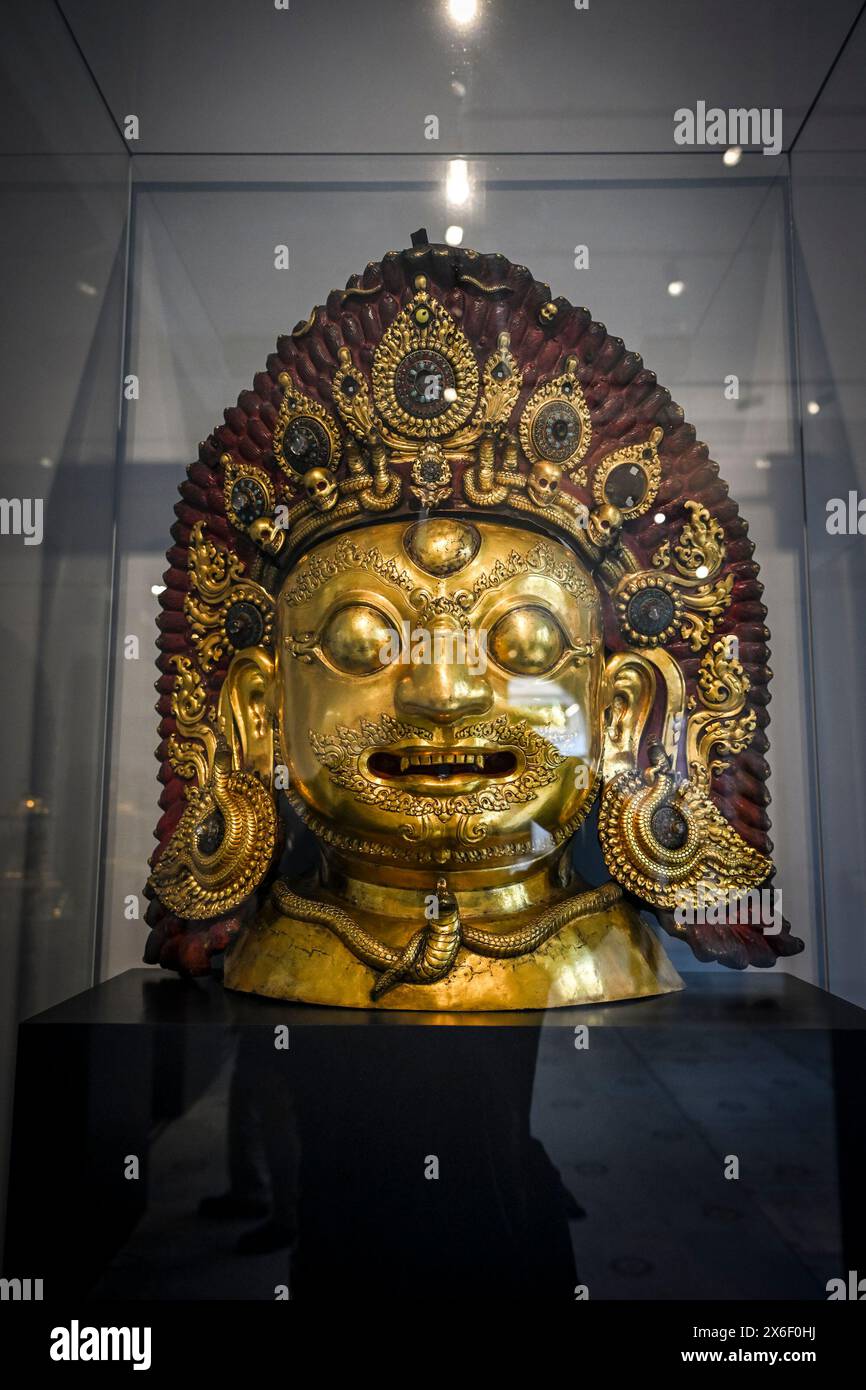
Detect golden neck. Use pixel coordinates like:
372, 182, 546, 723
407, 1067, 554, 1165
318, 843, 577, 921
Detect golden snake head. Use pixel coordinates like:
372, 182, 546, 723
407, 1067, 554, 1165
433, 876, 460, 933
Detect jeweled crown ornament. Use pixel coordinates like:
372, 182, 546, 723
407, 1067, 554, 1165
145, 230, 802, 1007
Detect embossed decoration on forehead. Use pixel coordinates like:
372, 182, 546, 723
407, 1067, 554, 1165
402, 518, 480, 576
278, 522, 599, 619
280, 534, 416, 608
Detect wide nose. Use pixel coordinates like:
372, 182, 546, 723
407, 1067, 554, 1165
394, 622, 493, 725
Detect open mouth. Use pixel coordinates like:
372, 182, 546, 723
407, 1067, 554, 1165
366, 748, 519, 782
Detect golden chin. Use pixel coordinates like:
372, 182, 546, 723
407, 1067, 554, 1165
224, 864, 683, 1010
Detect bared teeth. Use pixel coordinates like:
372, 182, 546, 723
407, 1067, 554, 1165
390, 749, 491, 775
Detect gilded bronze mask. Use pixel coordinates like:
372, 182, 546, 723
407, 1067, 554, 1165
145, 232, 802, 1007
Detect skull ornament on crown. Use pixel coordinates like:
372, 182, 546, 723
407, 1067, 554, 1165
527, 459, 562, 507
303, 467, 338, 510
145, 231, 802, 1008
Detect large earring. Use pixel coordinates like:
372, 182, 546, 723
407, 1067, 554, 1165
150, 645, 280, 919
598, 743, 770, 909
149, 735, 278, 919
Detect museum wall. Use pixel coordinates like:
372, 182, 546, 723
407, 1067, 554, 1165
791, 10, 866, 1006
0, 0, 129, 1243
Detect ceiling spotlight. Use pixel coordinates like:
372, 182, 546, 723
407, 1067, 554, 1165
755, 457, 771, 471
447, 0, 479, 26
667, 279, 685, 297
445, 224, 464, 246
807, 400, 821, 415
446, 158, 471, 207
151, 584, 166, 596
39, 456, 53, 469
723, 146, 743, 167
76, 280, 98, 297
653, 512, 666, 524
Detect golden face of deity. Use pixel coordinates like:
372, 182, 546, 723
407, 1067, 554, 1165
276, 517, 604, 882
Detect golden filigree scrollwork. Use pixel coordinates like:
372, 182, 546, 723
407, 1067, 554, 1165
149, 737, 278, 919
184, 520, 274, 673
166, 654, 218, 788
186, 519, 245, 605
614, 500, 733, 652
672, 499, 726, 578
687, 637, 758, 783
518, 355, 591, 478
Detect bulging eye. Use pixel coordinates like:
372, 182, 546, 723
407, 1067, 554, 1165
320, 603, 397, 675
489, 606, 566, 676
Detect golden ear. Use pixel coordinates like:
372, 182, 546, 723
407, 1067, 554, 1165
602, 648, 686, 780
218, 646, 277, 791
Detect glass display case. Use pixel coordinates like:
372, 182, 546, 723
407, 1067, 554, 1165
1, 0, 865, 1332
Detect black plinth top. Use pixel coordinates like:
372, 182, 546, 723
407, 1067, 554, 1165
22, 967, 866, 1030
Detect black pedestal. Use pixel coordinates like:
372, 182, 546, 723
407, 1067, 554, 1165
5, 970, 866, 1301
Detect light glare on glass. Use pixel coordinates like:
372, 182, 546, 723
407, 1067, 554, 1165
447, 0, 479, 26
446, 159, 471, 207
